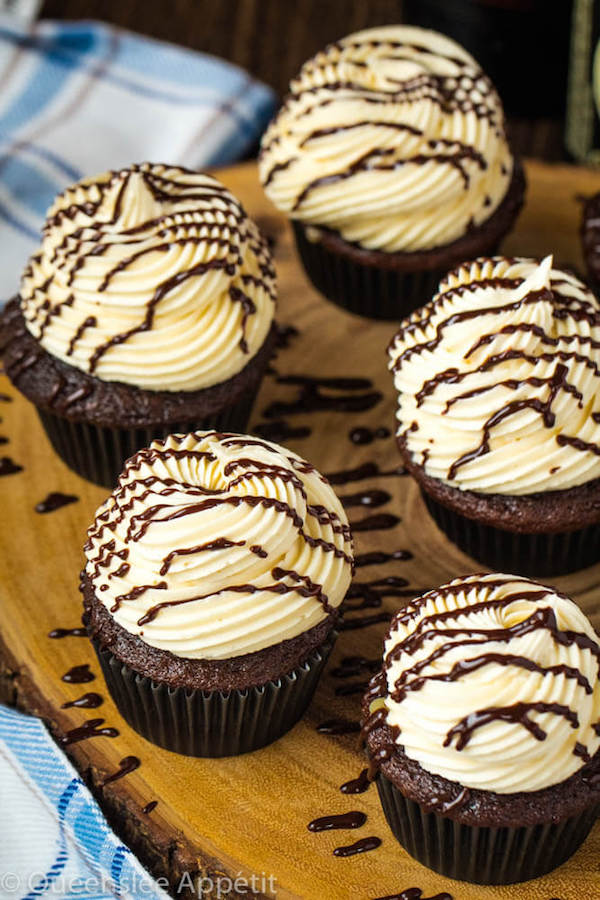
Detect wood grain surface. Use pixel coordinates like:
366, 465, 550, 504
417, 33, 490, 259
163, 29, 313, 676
2, 160, 600, 900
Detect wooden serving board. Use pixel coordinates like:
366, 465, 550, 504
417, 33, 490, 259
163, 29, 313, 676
2, 160, 600, 900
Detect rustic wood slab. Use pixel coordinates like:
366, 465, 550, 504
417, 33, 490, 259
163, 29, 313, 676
2, 160, 600, 900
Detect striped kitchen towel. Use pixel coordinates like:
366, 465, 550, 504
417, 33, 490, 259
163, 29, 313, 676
0, 14, 276, 302
0, 705, 170, 899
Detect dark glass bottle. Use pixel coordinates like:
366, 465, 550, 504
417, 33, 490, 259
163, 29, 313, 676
566, 0, 600, 164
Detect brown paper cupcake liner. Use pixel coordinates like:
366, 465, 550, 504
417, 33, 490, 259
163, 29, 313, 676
421, 490, 600, 577
90, 632, 336, 757
292, 221, 445, 320
376, 772, 599, 885
37, 389, 255, 488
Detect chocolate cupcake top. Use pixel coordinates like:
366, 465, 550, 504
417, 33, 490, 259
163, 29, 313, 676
84, 431, 353, 659
20, 164, 276, 392
259, 25, 513, 253
388, 255, 600, 495
377, 573, 600, 793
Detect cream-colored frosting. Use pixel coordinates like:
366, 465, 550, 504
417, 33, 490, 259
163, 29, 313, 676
259, 25, 513, 253
388, 255, 600, 495
84, 431, 353, 659
382, 573, 600, 793
21, 164, 276, 391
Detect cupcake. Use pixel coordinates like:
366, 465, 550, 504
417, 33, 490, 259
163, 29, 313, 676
259, 25, 524, 320
362, 573, 600, 885
82, 430, 353, 757
0, 164, 276, 487
388, 254, 600, 577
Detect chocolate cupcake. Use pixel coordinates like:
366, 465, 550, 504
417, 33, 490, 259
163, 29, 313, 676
388, 254, 600, 576
259, 25, 524, 320
363, 573, 600, 885
82, 430, 353, 757
0, 164, 276, 487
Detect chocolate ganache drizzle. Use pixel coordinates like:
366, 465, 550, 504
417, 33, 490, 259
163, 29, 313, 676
20, 164, 275, 391
259, 25, 512, 253
375, 573, 600, 793
388, 255, 600, 494
84, 431, 353, 658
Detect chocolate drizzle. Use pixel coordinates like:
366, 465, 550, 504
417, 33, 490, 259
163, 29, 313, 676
263, 374, 382, 418
349, 513, 400, 532
445, 701, 579, 750
344, 577, 413, 612
335, 680, 370, 697
61, 693, 103, 709
99, 755, 141, 787
49, 626, 87, 638
326, 462, 407, 485
0, 456, 23, 476
60, 718, 119, 746
340, 769, 371, 794
341, 611, 392, 631
307, 810, 366, 831
333, 836, 381, 857
354, 549, 413, 567
331, 656, 380, 679
62, 664, 95, 684
35, 492, 79, 513
317, 718, 361, 735
349, 425, 390, 445
340, 489, 391, 509
254, 420, 311, 442
372, 890, 453, 900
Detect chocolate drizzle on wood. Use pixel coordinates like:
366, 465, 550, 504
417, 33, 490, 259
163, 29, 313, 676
317, 718, 361, 736
35, 492, 79, 513
333, 836, 381, 857
0, 456, 23, 476
372, 890, 453, 900
99, 755, 141, 788
263, 374, 382, 419
60, 718, 119, 746
62, 664, 95, 684
308, 810, 366, 832
49, 626, 87, 638
340, 769, 371, 795
61, 692, 103, 709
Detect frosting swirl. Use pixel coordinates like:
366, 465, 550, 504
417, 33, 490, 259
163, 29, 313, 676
381, 573, 600, 793
259, 25, 513, 253
20, 164, 276, 392
84, 431, 353, 659
388, 255, 600, 495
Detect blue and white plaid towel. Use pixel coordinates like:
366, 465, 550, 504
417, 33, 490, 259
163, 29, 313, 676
0, 14, 276, 302
0, 14, 276, 897
0, 706, 169, 899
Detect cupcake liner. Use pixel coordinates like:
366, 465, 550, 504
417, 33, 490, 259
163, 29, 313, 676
292, 221, 503, 321
421, 490, 600, 578
292, 221, 443, 320
376, 772, 600, 885
37, 389, 255, 488
90, 632, 336, 757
